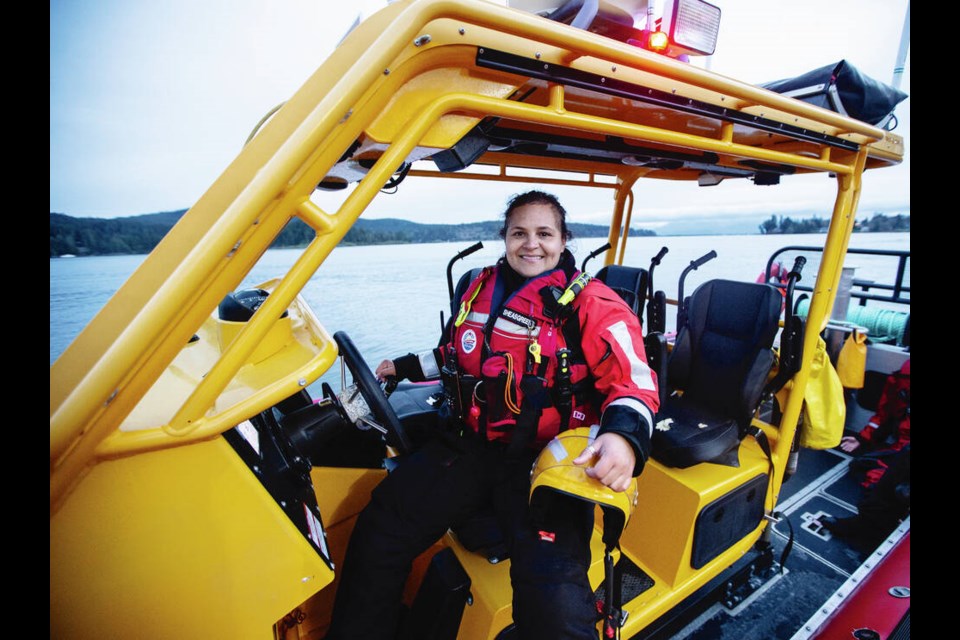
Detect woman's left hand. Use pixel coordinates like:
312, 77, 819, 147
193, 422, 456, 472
573, 432, 636, 492
375, 359, 397, 382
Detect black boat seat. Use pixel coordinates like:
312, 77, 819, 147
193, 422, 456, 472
440, 267, 484, 346
652, 279, 783, 468
450, 268, 484, 318
594, 264, 649, 320
593, 265, 666, 407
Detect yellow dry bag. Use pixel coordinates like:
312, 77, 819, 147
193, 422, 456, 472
800, 336, 845, 449
836, 328, 867, 389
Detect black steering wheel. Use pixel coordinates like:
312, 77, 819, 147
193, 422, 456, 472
333, 331, 412, 455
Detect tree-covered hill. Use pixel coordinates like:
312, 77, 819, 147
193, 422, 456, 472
50, 210, 187, 257
758, 213, 910, 234
50, 211, 655, 257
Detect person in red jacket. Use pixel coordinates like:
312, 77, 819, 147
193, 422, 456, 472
324, 190, 659, 640
821, 359, 910, 548
839, 359, 910, 488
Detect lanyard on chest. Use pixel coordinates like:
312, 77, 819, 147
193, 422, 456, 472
461, 269, 591, 394
457, 269, 591, 354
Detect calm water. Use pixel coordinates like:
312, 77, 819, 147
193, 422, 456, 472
50, 232, 909, 393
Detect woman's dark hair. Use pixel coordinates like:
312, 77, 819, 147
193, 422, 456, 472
499, 190, 573, 241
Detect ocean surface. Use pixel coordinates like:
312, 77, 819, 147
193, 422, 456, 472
50, 232, 909, 394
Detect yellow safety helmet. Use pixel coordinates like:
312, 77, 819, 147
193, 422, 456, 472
529, 426, 638, 547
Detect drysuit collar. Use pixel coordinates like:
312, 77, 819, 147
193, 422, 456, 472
497, 248, 577, 294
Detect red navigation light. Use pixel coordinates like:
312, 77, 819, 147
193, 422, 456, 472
648, 30, 669, 52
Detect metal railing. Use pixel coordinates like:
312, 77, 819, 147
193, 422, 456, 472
765, 245, 910, 308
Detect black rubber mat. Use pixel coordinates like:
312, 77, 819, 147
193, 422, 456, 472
778, 447, 847, 502
822, 465, 867, 506
773, 494, 867, 573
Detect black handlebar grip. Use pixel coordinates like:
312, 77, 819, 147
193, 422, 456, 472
790, 256, 807, 280
692, 250, 718, 269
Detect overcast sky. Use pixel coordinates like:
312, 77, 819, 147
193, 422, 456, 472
50, 0, 910, 231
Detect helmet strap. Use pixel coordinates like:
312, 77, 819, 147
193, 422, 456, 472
600, 545, 626, 638
600, 512, 627, 637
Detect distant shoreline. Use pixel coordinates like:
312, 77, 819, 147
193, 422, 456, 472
50, 209, 908, 258
51, 228, 910, 260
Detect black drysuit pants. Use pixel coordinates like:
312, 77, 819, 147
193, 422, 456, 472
324, 435, 600, 640
857, 444, 910, 537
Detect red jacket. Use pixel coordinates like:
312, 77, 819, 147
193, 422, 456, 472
402, 259, 660, 473
857, 359, 910, 451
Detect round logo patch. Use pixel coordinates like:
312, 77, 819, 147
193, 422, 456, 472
461, 329, 477, 354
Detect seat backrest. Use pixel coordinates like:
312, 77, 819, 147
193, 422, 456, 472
651, 279, 782, 468
644, 331, 668, 408
441, 267, 484, 346
668, 279, 783, 427
594, 265, 650, 320
450, 267, 484, 318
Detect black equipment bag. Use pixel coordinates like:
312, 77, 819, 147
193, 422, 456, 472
760, 60, 908, 127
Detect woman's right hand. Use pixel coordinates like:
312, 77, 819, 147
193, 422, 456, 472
375, 359, 396, 382
573, 432, 636, 493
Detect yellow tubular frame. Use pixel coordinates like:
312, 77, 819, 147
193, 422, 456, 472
50, 0, 888, 521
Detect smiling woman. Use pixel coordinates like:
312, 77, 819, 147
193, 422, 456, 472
333, 186, 658, 639
501, 190, 570, 278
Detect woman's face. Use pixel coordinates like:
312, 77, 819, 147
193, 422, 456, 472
504, 203, 566, 278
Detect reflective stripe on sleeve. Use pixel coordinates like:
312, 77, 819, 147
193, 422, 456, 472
607, 320, 657, 391
419, 351, 440, 379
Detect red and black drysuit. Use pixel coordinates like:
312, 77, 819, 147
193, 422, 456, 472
850, 359, 910, 489
825, 360, 910, 545
325, 250, 659, 640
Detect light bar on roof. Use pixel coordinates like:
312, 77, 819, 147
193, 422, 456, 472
663, 0, 721, 56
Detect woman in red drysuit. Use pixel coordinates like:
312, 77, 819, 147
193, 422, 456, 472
324, 190, 660, 640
